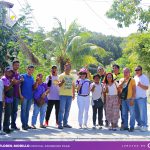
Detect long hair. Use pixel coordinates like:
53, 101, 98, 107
104, 73, 114, 84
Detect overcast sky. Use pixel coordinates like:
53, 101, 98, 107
8, 0, 150, 37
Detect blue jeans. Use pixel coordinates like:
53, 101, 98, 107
0, 102, 3, 130
32, 103, 47, 125
58, 96, 72, 126
21, 99, 32, 128
122, 99, 135, 129
135, 97, 148, 127
11, 97, 19, 128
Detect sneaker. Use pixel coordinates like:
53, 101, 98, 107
135, 126, 141, 130
22, 126, 28, 130
31, 125, 36, 129
99, 126, 102, 129
44, 121, 48, 127
0, 131, 6, 135
120, 127, 129, 131
128, 128, 134, 132
63, 124, 72, 128
112, 128, 117, 131
83, 124, 88, 129
92, 125, 96, 129
11, 126, 20, 131
27, 125, 32, 129
40, 125, 46, 128
58, 125, 63, 129
140, 126, 148, 132
3, 129, 11, 134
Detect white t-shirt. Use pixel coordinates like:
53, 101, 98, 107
0, 79, 4, 102
107, 82, 118, 96
134, 74, 149, 98
91, 83, 103, 100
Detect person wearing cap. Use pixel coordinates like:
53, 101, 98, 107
76, 68, 91, 129
31, 74, 49, 129
134, 65, 149, 132
20, 65, 39, 130
58, 63, 75, 129
11, 60, 24, 130
2, 66, 17, 134
45, 65, 60, 127
91, 74, 103, 129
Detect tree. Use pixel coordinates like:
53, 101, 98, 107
115, 30, 150, 74
48, 18, 105, 72
106, 0, 150, 32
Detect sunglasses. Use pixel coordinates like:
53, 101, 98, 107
135, 69, 141, 71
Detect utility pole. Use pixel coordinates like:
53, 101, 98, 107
0, 1, 14, 27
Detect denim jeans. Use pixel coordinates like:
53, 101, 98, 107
32, 103, 47, 125
135, 97, 148, 127
3, 103, 12, 130
58, 96, 72, 126
0, 102, 3, 130
11, 97, 19, 128
122, 99, 135, 129
21, 99, 32, 128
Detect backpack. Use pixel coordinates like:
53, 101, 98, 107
78, 80, 90, 95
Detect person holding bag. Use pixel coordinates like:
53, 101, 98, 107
91, 74, 103, 129
31, 74, 49, 129
77, 68, 91, 129
119, 68, 136, 132
103, 73, 120, 131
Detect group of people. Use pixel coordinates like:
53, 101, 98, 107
0, 60, 149, 135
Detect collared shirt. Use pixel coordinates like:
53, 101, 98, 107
33, 83, 48, 103
46, 75, 59, 100
134, 74, 149, 98
1, 76, 13, 103
0, 79, 4, 102
20, 73, 34, 99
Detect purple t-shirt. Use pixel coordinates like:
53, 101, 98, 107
1, 76, 13, 103
77, 78, 90, 95
13, 72, 20, 98
33, 83, 48, 103
46, 75, 60, 100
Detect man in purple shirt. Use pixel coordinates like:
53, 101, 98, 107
2, 66, 16, 134
45, 66, 60, 126
11, 60, 24, 130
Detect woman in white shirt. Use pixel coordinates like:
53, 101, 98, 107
103, 73, 120, 131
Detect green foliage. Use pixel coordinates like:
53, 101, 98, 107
47, 18, 106, 72
115, 30, 150, 75
106, 0, 150, 32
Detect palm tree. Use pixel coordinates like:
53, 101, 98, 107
48, 18, 105, 72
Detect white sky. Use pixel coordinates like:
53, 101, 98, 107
7, 0, 150, 37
